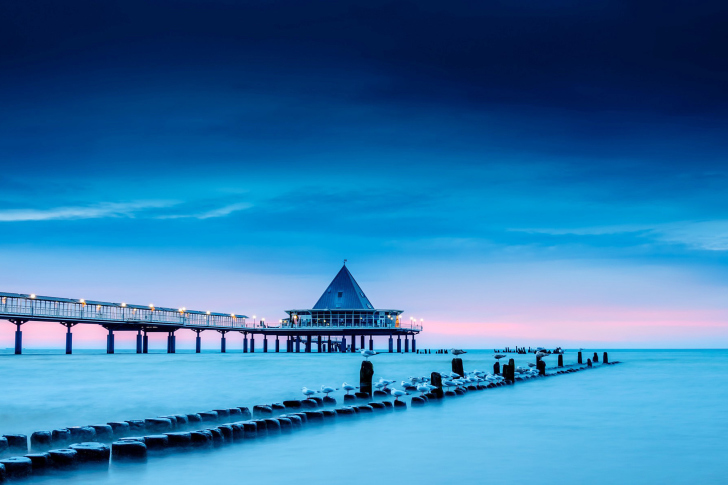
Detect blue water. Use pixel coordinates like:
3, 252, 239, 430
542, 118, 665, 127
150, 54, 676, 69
1, 350, 725, 484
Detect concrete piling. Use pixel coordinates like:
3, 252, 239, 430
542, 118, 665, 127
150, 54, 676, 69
3, 434, 28, 454
143, 332, 149, 353
111, 441, 147, 461
360, 361, 374, 396
69, 442, 110, 464
0, 457, 32, 478
137, 329, 143, 354
48, 449, 77, 468
452, 358, 465, 378
603, 352, 609, 364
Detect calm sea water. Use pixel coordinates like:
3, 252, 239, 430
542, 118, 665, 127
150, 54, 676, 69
1, 349, 725, 484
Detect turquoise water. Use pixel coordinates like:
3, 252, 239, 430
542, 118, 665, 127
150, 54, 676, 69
1, 350, 726, 484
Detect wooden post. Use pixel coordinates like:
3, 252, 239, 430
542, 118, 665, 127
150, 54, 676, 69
452, 358, 465, 377
360, 361, 374, 397
558, 354, 563, 367
431, 372, 444, 398
578, 351, 582, 364
587, 358, 592, 367
493, 361, 500, 375
603, 352, 608, 364
508, 358, 515, 381
593, 352, 599, 363
537, 359, 546, 376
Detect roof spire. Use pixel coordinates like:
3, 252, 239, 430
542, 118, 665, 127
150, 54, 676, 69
312, 264, 373, 310
343, 259, 347, 266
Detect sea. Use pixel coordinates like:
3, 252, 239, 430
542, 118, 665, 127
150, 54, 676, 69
0, 349, 725, 484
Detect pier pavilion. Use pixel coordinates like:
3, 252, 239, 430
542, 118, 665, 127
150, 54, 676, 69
281, 264, 421, 353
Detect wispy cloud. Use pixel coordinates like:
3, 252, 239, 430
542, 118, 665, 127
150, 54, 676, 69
0, 200, 252, 222
0, 201, 176, 222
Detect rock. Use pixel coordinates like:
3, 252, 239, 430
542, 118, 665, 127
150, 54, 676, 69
283, 400, 302, 409
425, 392, 438, 399
354, 391, 370, 401
111, 441, 147, 461
31, 431, 53, 451
49, 448, 78, 468
127, 419, 146, 432
411, 397, 426, 406
271, 403, 286, 413
0, 437, 8, 455
69, 442, 110, 464
558, 354, 564, 367
393, 400, 407, 409
217, 425, 234, 441
381, 401, 393, 409
159, 416, 177, 429
603, 352, 609, 364
277, 418, 293, 432
360, 360, 374, 396
285, 415, 303, 428
444, 390, 456, 397
229, 424, 244, 441
304, 411, 324, 422
493, 361, 500, 374
322, 396, 337, 406
290, 413, 307, 423
368, 402, 386, 410
198, 411, 219, 423
251, 420, 267, 436
321, 410, 336, 420
593, 352, 599, 363
0, 463, 5, 482
0, 457, 32, 478
108, 422, 130, 437
190, 430, 213, 448
309, 396, 324, 406
142, 435, 169, 451
238, 407, 252, 419
51, 429, 71, 446
335, 407, 355, 416
229, 408, 243, 418
343, 394, 356, 403
357, 405, 374, 413
173, 415, 189, 427
253, 405, 273, 417
165, 432, 192, 448
2, 434, 28, 453
24, 452, 51, 472
454, 388, 465, 395
372, 390, 388, 398
88, 425, 114, 441
144, 418, 173, 433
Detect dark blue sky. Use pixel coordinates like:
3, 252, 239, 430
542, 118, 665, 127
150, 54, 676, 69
1, 0, 727, 347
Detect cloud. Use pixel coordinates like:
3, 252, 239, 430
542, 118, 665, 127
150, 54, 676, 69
0, 201, 176, 222
157, 202, 252, 220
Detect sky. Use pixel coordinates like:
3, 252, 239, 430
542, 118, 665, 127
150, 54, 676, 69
1, 0, 727, 349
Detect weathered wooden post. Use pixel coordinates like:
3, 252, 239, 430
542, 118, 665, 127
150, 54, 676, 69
452, 358, 465, 377
558, 354, 563, 367
360, 361, 373, 397
431, 372, 444, 398
587, 358, 592, 368
493, 361, 500, 375
578, 351, 582, 364
603, 352, 608, 364
593, 352, 599, 363
508, 358, 515, 381
537, 359, 546, 376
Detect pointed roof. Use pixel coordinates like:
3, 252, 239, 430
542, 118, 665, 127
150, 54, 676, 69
312, 265, 374, 310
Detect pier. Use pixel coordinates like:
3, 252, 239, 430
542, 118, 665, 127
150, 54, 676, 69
0, 265, 421, 354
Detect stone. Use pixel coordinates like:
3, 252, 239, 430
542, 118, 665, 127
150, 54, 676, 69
321, 410, 336, 419
301, 399, 318, 409
304, 411, 324, 422
49, 449, 78, 468
372, 390, 388, 398
24, 452, 51, 472
357, 405, 374, 413
51, 429, 71, 446
253, 405, 273, 417
207, 428, 225, 446
67, 427, 95, 442
381, 401, 393, 409
0, 437, 8, 455
142, 435, 169, 451
335, 407, 355, 416
493, 361, 500, 374
190, 430, 213, 448
393, 400, 407, 409
283, 400, 302, 409
603, 352, 609, 364
558, 354, 564, 367
354, 391, 370, 401
238, 407, 252, 419
213, 409, 231, 420
126, 420, 146, 433
108, 422, 130, 437
186, 414, 202, 426
198, 411, 219, 423
369, 402, 386, 410
444, 390, 456, 397
271, 403, 286, 413
229, 408, 243, 418
277, 418, 293, 432
69, 442, 110, 464
217, 425, 234, 441
252, 420, 267, 435
322, 396, 337, 406
430, 372, 445, 398
411, 397, 426, 406
343, 394, 356, 403
0, 457, 32, 478
286, 415, 303, 428
263, 419, 281, 434
242, 422, 257, 439
309, 396, 324, 406
111, 441, 147, 461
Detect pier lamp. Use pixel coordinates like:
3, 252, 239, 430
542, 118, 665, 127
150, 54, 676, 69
121, 303, 126, 307
30, 294, 36, 299
206, 311, 211, 315
253, 315, 256, 324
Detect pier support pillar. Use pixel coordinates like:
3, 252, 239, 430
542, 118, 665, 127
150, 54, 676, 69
195, 331, 201, 353
106, 329, 115, 354
404, 336, 409, 353
360, 335, 365, 350
351, 335, 356, 353
136, 329, 142, 354
317, 335, 322, 353
276, 336, 280, 353
250, 335, 255, 353
295, 336, 300, 353
286, 336, 291, 352
306, 335, 311, 353
167, 333, 176, 353
11, 320, 26, 354
327, 336, 332, 353
389, 335, 393, 353
397, 335, 401, 353
340, 336, 346, 353
66, 329, 73, 354
369, 335, 373, 351
243, 334, 248, 353
143, 332, 149, 353
221, 332, 227, 353
412, 336, 416, 353
263, 336, 268, 353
